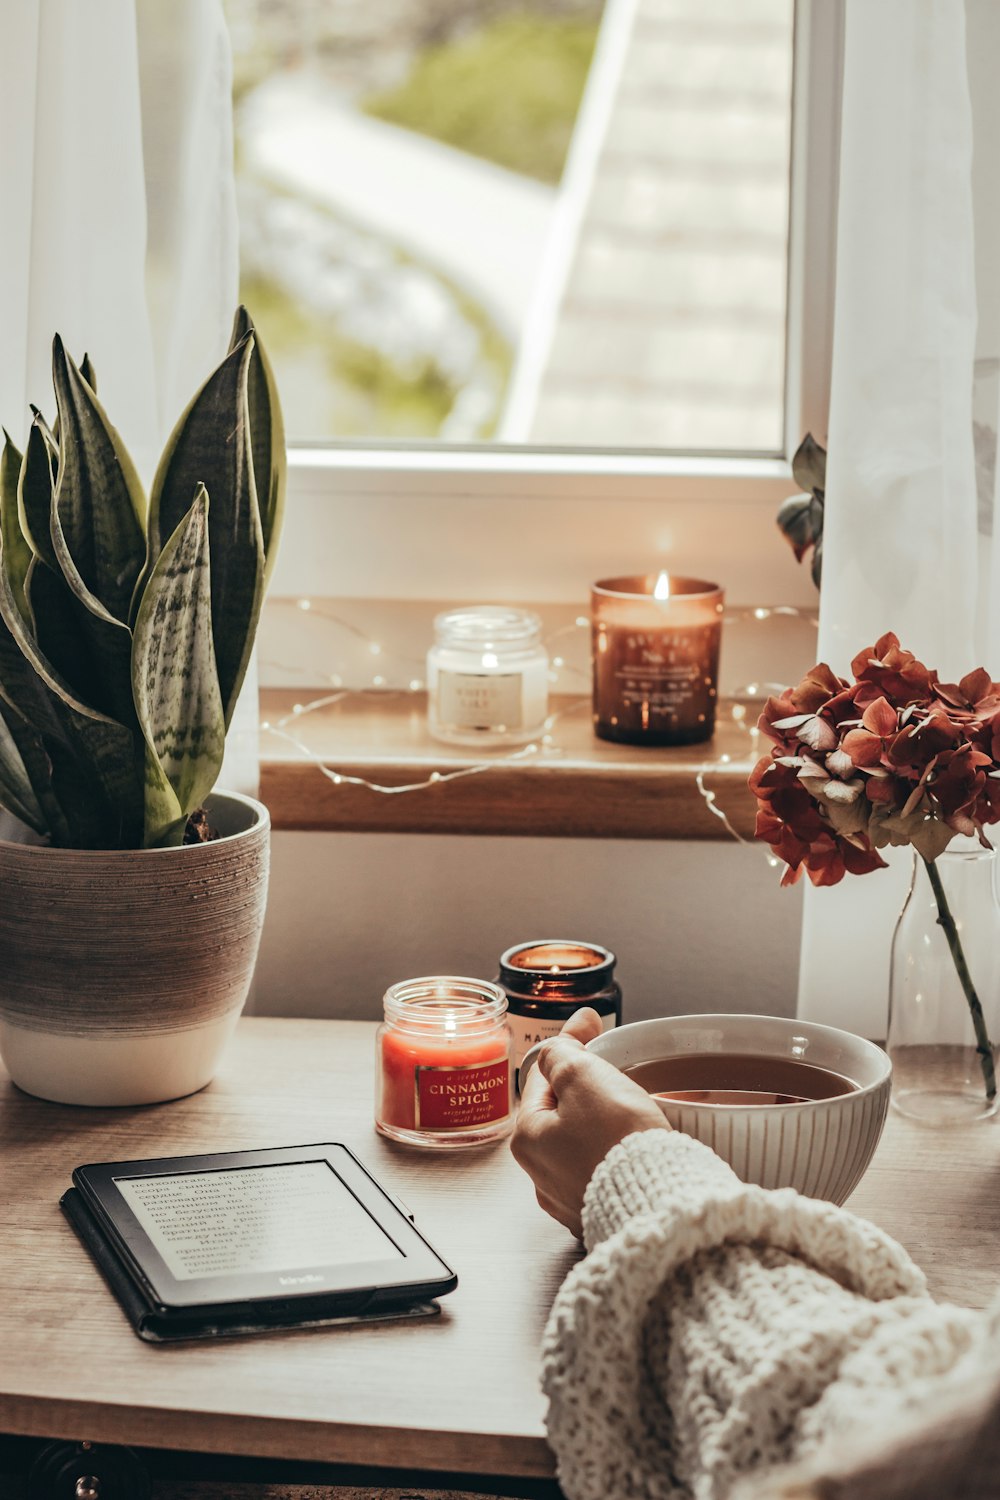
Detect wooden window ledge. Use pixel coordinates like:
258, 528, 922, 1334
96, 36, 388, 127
259, 690, 762, 840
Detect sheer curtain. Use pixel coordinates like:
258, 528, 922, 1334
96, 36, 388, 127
0, 0, 255, 813
798, 0, 1000, 1034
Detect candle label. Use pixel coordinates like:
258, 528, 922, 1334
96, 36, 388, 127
595, 624, 721, 738
509, 1010, 617, 1068
437, 671, 523, 730
415, 1056, 511, 1130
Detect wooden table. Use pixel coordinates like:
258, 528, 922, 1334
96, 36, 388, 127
1, 1019, 999, 1497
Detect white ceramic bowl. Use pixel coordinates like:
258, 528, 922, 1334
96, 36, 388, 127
527, 1013, 892, 1205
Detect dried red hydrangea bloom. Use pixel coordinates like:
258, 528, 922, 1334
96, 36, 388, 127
749, 633, 1000, 885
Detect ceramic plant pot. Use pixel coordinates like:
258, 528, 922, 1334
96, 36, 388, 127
0, 791, 269, 1106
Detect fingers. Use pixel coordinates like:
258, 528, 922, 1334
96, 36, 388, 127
518, 1053, 557, 1116
536, 1035, 587, 1092
560, 1007, 604, 1045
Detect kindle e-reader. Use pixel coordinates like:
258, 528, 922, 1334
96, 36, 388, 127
61, 1143, 457, 1342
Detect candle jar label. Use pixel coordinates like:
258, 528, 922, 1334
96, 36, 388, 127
415, 1057, 511, 1131
437, 671, 523, 731
594, 624, 721, 743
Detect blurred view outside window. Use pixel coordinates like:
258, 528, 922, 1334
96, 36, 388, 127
225, 0, 793, 451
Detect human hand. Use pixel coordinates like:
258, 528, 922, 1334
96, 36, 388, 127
510, 1008, 671, 1238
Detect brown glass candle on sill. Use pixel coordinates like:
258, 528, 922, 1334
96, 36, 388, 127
591, 573, 724, 746
497, 940, 622, 1069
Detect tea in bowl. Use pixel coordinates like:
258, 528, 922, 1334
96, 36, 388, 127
521, 1013, 891, 1204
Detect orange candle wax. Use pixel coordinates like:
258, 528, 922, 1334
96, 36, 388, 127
375, 978, 514, 1150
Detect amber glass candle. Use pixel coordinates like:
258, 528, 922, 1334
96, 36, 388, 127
497, 940, 622, 1069
591, 574, 724, 746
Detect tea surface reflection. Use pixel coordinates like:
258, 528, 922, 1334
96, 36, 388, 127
623, 1053, 857, 1106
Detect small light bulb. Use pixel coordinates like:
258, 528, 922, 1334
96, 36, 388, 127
409, 678, 423, 692
297, 598, 312, 612
754, 607, 768, 620
369, 642, 382, 656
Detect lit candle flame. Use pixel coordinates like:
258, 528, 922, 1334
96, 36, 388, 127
653, 571, 671, 601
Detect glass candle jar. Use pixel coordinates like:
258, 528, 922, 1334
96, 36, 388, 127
427, 606, 548, 747
591, 574, 724, 746
375, 977, 515, 1149
497, 941, 623, 1069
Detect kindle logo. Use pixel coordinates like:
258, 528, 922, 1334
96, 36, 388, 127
278, 1273, 324, 1286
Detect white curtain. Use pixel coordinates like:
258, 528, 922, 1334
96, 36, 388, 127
0, 0, 257, 802
798, 0, 1000, 1034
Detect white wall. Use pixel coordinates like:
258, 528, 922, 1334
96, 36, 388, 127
254, 834, 803, 1023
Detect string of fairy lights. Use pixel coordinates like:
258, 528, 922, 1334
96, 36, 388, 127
259, 598, 818, 866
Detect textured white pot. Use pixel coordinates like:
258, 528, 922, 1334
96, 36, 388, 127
0, 791, 269, 1106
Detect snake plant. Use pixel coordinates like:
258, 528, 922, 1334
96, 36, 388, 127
0, 308, 285, 849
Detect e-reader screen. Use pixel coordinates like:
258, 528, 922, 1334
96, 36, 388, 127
114, 1160, 404, 1282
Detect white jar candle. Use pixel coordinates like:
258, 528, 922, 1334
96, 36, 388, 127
427, 607, 549, 747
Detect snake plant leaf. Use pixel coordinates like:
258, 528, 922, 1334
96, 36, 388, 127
0, 539, 143, 846
0, 608, 132, 847
146, 335, 264, 727
0, 696, 77, 844
51, 336, 147, 623
80, 352, 97, 392
0, 699, 47, 833
229, 307, 286, 584
48, 497, 138, 730
0, 432, 31, 623
27, 553, 136, 731
17, 417, 58, 572
132, 485, 225, 845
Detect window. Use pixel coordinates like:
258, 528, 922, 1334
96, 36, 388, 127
224, 0, 841, 609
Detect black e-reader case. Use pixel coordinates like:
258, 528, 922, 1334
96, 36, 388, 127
61, 1142, 457, 1342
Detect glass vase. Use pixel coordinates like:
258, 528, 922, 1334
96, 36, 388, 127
887, 837, 1000, 1125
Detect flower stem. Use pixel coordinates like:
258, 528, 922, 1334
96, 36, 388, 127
922, 855, 998, 1102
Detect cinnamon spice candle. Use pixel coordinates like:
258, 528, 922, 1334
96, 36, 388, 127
375, 977, 514, 1149
591, 574, 724, 745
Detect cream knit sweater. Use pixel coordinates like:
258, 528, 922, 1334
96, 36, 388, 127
541, 1130, 1000, 1500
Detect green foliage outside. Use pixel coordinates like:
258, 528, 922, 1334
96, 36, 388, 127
364, 13, 599, 185
240, 269, 510, 441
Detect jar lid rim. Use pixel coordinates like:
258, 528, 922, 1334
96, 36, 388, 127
433, 606, 542, 644
384, 976, 508, 1029
499, 940, 615, 975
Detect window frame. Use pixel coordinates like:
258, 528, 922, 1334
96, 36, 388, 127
266, 0, 843, 609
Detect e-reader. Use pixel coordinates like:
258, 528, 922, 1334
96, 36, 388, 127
61, 1143, 457, 1342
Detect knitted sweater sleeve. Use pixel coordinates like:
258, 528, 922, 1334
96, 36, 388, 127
540, 1129, 990, 1500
